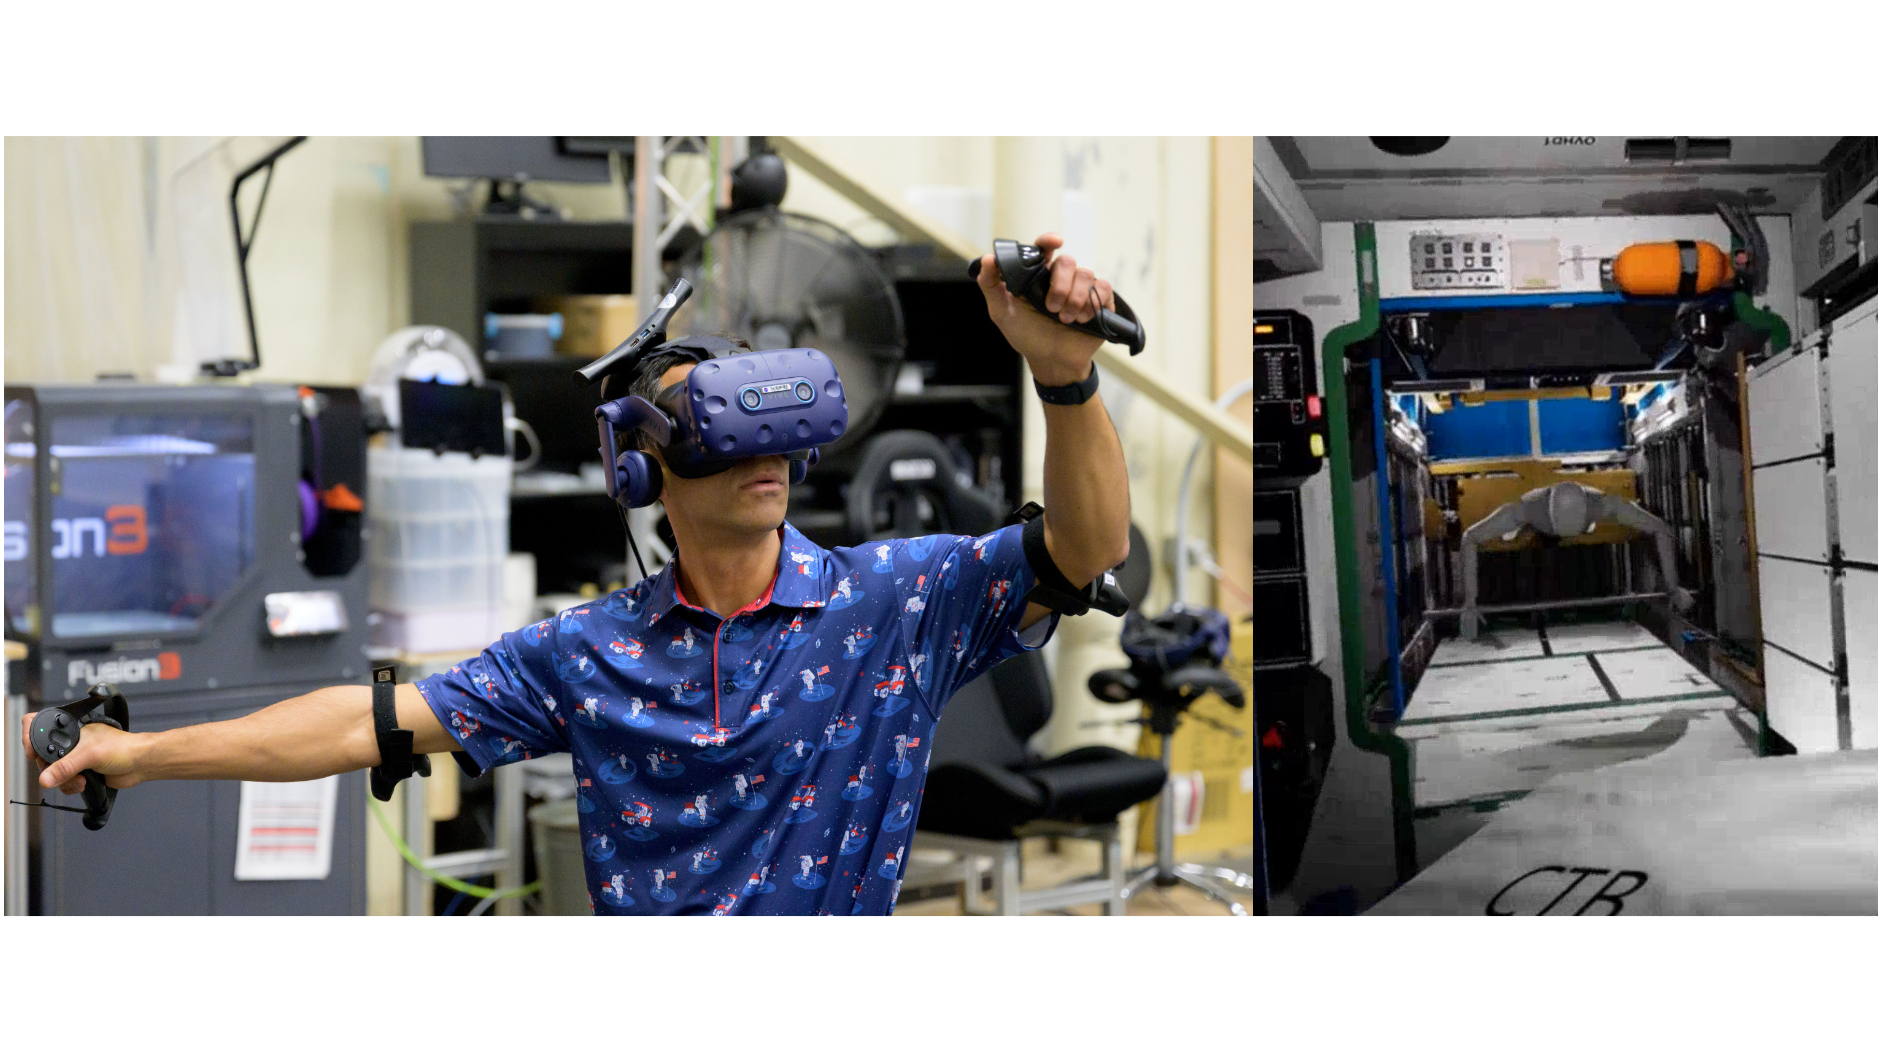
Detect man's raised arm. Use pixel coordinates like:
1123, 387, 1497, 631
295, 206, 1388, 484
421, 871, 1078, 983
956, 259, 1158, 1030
20, 684, 453, 795
973, 233, 1132, 630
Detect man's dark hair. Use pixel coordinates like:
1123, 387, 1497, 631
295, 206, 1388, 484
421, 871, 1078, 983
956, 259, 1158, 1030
600, 335, 753, 451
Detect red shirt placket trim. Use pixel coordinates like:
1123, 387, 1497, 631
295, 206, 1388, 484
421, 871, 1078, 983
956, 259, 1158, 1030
680, 571, 781, 729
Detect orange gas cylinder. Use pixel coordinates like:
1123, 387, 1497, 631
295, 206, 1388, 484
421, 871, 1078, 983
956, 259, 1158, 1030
1607, 240, 1736, 297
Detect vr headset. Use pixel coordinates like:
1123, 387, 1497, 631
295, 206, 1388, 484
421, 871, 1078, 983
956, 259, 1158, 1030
575, 279, 849, 510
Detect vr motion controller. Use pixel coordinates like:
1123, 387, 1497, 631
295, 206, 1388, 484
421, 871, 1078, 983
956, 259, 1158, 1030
12, 682, 131, 831
969, 239, 1147, 356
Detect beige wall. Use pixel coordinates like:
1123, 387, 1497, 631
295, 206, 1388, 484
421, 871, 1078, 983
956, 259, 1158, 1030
3, 135, 625, 387
4, 135, 1238, 762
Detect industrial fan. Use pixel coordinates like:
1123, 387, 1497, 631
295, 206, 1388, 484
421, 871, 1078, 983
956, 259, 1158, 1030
673, 208, 906, 452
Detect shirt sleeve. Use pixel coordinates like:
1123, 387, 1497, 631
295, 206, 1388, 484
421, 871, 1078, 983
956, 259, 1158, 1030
414, 617, 570, 773
896, 524, 1057, 716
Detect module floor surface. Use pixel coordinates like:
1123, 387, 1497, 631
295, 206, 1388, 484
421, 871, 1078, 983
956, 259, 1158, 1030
1398, 620, 1758, 872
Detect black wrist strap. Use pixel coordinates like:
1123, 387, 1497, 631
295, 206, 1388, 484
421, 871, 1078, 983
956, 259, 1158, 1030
1033, 363, 1100, 406
368, 663, 431, 802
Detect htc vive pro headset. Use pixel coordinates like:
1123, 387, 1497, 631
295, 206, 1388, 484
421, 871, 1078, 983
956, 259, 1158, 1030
575, 278, 849, 510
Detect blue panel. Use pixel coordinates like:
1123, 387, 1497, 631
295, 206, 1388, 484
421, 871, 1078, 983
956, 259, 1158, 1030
1538, 392, 1625, 454
1425, 400, 1534, 460
1380, 292, 1629, 312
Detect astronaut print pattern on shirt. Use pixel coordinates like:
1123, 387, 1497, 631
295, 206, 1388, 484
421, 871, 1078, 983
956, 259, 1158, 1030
415, 521, 1050, 915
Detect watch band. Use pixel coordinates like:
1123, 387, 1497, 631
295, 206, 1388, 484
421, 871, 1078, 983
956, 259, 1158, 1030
1033, 363, 1100, 406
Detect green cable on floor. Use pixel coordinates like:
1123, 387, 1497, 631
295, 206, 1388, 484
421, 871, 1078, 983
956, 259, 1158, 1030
368, 796, 541, 902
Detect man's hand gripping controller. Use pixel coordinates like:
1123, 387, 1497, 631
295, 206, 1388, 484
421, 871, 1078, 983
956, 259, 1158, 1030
21, 683, 130, 831
968, 239, 1146, 355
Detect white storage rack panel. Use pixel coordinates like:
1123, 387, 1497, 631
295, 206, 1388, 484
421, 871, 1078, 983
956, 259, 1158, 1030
1757, 557, 1840, 672
1748, 347, 1827, 466
1845, 569, 1877, 751
1826, 301, 1877, 565
1752, 460, 1833, 562
1763, 644, 1844, 754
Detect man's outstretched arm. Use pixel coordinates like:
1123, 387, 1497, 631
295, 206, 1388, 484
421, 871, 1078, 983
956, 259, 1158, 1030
1603, 496, 1696, 613
21, 684, 453, 795
974, 233, 1132, 631
1458, 501, 1527, 639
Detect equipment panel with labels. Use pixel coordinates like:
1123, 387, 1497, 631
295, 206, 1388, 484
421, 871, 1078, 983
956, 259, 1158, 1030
1253, 310, 1327, 487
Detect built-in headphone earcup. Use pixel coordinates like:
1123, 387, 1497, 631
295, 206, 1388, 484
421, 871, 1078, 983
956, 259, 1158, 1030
615, 451, 664, 509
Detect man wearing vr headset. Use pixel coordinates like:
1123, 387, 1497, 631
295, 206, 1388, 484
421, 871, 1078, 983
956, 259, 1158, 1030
23, 234, 1131, 916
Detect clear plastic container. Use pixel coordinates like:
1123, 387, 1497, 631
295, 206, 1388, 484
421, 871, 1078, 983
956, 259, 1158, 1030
367, 445, 511, 652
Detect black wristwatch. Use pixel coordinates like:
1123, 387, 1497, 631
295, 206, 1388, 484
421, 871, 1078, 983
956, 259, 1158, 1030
1034, 363, 1100, 406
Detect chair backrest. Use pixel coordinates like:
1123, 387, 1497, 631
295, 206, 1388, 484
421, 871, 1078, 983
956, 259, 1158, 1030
929, 649, 1054, 771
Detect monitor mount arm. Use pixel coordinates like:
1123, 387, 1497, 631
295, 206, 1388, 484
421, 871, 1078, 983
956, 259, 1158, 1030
203, 135, 307, 379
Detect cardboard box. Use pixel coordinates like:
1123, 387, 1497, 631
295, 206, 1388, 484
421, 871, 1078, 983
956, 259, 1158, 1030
542, 295, 639, 358
1135, 618, 1255, 857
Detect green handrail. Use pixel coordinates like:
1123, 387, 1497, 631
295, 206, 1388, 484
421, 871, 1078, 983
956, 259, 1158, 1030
1732, 291, 1792, 357
1318, 222, 1418, 882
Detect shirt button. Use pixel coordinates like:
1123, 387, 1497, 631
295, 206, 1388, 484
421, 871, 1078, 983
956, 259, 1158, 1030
722, 680, 737, 692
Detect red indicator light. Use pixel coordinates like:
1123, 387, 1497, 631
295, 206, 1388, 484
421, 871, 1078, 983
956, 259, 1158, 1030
1307, 395, 1322, 419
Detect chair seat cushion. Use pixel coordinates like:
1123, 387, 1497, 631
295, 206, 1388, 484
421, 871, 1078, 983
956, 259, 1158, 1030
915, 746, 1166, 840
1024, 746, 1168, 824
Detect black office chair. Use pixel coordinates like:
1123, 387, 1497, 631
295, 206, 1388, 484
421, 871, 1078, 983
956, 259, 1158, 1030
920, 649, 1170, 840
912, 524, 1165, 914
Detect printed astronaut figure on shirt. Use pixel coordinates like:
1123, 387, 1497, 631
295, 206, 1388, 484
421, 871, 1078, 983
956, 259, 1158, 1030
872, 543, 894, 573
744, 863, 775, 895
796, 665, 834, 701
599, 871, 633, 908
669, 677, 705, 707
690, 847, 720, 874
883, 798, 915, 832
774, 737, 813, 775
842, 626, 876, 658
904, 574, 928, 614
792, 551, 817, 575
732, 652, 766, 689
843, 762, 874, 801
794, 853, 829, 889
573, 695, 608, 729
879, 844, 905, 879
839, 824, 868, 856
829, 572, 863, 610
729, 771, 769, 811
667, 625, 704, 659
680, 791, 720, 828
1459, 480, 1695, 639
887, 733, 920, 778
648, 867, 676, 902
645, 747, 683, 779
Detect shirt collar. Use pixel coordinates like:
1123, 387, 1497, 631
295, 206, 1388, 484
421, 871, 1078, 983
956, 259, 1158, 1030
645, 521, 829, 627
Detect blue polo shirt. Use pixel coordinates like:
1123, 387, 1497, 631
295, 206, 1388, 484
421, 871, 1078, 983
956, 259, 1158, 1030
416, 521, 1054, 915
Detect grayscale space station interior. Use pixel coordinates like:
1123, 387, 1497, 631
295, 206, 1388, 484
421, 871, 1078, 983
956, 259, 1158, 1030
1252, 136, 1877, 914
